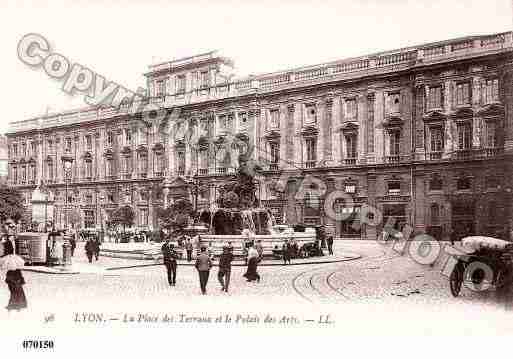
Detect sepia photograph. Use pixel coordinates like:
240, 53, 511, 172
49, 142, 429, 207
1, 0, 513, 356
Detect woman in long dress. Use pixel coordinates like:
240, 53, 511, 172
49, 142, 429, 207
243, 245, 260, 283
0, 240, 27, 311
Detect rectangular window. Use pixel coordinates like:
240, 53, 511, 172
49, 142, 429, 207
269, 109, 279, 128
200, 71, 209, 88
387, 181, 401, 195
306, 138, 317, 163
22, 143, 27, 157
456, 82, 471, 106
177, 152, 185, 174
428, 86, 442, 109
31, 142, 36, 156
346, 135, 357, 158
367, 96, 375, 153
140, 209, 149, 226
12, 144, 18, 157
457, 123, 472, 150
156, 79, 166, 96
430, 127, 444, 153
176, 75, 186, 93
13, 166, 17, 183
484, 78, 499, 104
199, 150, 208, 173
389, 131, 401, 156
485, 176, 500, 190
125, 129, 132, 144
485, 121, 497, 148
345, 99, 357, 119
85, 161, 92, 178
270, 142, 280, 164
65, 138, 72, 152
86, 135, 92, 150
47, 141, 52, 153
107, 132, 114, 146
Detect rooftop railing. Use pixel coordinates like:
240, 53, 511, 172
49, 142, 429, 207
8, 32, 512, 134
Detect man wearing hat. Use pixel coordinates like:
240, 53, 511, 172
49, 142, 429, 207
162, 238, 178, 286
218, 245, 234, 292
195, 246, 212, 295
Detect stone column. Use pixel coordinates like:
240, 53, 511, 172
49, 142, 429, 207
293, 103, 303, 166
332, 97, 342, 165
443, 82, 455, 158
357, 95, 366, 163
374, 91, 385, 162
56, 136, 63, 183
316, 100, 324, 165
279, 104, 287, 170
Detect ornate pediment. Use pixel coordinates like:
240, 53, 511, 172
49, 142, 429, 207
423, 110, 446, 122
383, 116, 404, 129
264, 129, 281, 140
449, 107, 473, 119
136, 144, 148, 153
152, 142, 165, 153
120, 146, 132, 155
82, 151, 93, 159
340, 122, 359, 135
300, 125, 319, 137
477, 103, 504, 117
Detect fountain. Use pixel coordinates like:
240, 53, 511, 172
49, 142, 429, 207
192, 155, 317, 255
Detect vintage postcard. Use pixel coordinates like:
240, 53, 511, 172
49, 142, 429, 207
1, 0, 513, 356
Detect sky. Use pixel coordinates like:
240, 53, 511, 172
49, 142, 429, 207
0, 0, 511, 135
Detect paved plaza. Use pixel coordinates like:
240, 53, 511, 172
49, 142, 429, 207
0, 240, 510, 319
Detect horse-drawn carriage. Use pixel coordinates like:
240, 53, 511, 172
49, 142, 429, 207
449, 236, 513, 297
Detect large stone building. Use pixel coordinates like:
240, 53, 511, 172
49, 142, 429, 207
6, 31, 513, 240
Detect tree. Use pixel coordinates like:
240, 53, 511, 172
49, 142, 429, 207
0, 185, 25, 223
157, 198, 193, 236
110, 205, 135, 233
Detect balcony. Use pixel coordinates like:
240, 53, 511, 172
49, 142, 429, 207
154, 172, 164, 178
216, 167, 227, 175
385, 155, 400, 163
484, 147, 503, 157
455, 149, 474, 160
178, 168, 185, 176
344, 158, 357, 165
429, 151, 442, 160
123, 173, 132, 179
198, 168, 208, 175
305, 161, 316, 169
269, 163, 279, 171
139, 173, 147, 178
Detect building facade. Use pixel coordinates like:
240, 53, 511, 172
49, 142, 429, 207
6, 32, 513, 239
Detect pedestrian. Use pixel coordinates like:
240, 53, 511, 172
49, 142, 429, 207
0, 240, 27, 311
162, 238, 178, 286
94, 237, 101, 261
218, 246, 233, 292
282, 240, 291, 265
185, 237, 193, 262
69, 232, 77, 257
85, 239, 95, 263
243, 245, 261, 282
327, 235, 334, 255
255, 240, 264, 261
195, 247, 212, 295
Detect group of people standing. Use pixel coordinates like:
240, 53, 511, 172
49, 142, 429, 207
161, 237, 263, 295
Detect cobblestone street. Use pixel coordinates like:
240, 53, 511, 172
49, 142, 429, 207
1, 240, 510, 318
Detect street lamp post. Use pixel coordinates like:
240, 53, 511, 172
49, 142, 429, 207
61, 151, 74, 231
99, 194, 105, 242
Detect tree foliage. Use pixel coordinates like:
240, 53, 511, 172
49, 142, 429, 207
157, 198, 193, 235
0, 185, 25, 223
110, 205, 135, 232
